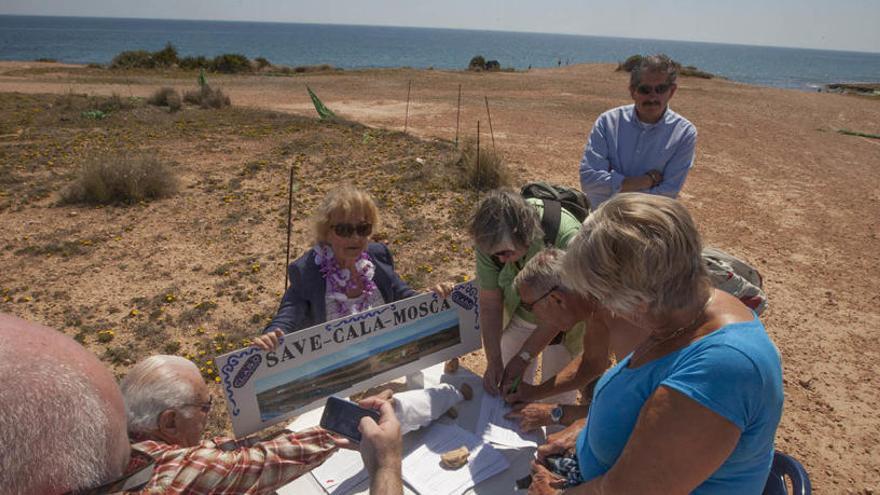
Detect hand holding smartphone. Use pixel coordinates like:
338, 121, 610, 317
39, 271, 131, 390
320, 396, 382, 443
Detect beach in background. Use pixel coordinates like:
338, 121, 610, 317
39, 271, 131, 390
1, 15, 879, 90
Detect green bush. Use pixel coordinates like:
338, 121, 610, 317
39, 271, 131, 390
617, 54, 644, 72
254, 57, 271, 69
468, 55, 486, 71
679, 65, 714, 79
211, 53, 252, 73
183, 84, 231, 109
179, 55, 210, 70
111, 50, 156, 69
61, 154, 179, 205
617, 54, 714, 79
152, 42, 179, 67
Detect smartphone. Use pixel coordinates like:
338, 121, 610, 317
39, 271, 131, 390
320, 396, 381, 443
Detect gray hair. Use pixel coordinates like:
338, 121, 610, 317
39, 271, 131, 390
513, 247, 570, 294
121, 355, 199, 435
468, 188, 543, 254
563, 193, 707, 317
630, 54, 678, 88
0, 353, 122, 494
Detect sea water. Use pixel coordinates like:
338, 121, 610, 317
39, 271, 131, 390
1, 15, 878, 91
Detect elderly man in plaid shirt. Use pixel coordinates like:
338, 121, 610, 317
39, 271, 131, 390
122, 355, 403, 495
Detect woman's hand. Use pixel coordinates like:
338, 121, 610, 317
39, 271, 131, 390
500, 354, 529, 396
504, 381, 536, 404
252, 329, 284, 351
537, 420, 584, 462
482, 360, 504, 395
505, 402, 554, 432
431, 282, 455, 299
528, 462, 565, 495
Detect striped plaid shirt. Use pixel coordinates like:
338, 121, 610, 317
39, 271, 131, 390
132, 426, 337, 494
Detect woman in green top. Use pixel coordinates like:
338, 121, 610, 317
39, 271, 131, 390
468, 189, 583, 398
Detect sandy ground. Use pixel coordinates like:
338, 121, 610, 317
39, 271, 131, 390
1, 60, 879, 493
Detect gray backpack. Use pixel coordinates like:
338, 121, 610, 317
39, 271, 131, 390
703, 247, 768, 315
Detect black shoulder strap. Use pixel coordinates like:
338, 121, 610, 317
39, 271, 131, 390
541, 199, 562, 246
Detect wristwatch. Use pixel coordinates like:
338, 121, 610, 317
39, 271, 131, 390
550, 405, 564, 424
517, 350, 533, 363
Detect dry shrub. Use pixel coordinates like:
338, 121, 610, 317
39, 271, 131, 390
450, 140, 511, 191
183, 84, 231, 109
147, 87, 181, 109
61, 154, 179, 205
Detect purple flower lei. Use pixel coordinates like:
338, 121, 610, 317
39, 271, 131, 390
314, 244, 378, 315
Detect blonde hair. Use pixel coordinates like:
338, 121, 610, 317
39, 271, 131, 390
563, 193, 707, 317
312, 186, 380, 243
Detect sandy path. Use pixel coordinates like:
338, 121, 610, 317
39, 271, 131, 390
2, 61, 879, 492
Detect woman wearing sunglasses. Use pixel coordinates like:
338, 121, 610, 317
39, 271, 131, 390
468, 188, 583, 401
255, 186, 416, 349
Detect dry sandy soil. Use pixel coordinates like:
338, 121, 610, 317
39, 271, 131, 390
1, 61, 878, 493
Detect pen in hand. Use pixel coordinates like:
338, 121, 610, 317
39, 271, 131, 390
507, 375, 522, 395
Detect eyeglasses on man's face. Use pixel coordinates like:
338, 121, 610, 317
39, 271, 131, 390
63, 448, 155, 495
182, 395, 213, 414
635, 83, 672, 95
520, 285, 558, 312
332, 222, 373, 238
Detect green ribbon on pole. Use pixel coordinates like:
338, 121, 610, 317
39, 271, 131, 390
307, 86, 336, 120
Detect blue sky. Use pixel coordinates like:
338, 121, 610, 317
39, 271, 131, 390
2, 0, 878, 53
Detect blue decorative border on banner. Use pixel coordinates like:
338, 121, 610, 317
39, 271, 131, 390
218, 340, 278, 417
452, 284, 480, 331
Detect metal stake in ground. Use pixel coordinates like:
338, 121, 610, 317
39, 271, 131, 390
284, 166, 295, 291
455, 84, 462, 148
404, 80, 412, 134
484, 96, 496, 153
476, 120, 481, 190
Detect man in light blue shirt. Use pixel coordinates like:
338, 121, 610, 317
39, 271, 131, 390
579, 54, 697, 209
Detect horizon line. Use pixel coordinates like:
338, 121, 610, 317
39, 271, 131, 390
2, 13, 878, 56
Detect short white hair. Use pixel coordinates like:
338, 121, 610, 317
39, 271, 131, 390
121, 355, 199, 435
0, 353, 122, 494
513, 247, 571, 294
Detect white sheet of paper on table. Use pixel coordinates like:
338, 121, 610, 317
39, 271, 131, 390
402, 423, 510, 495
476, 394, 541, 448
310, 447, 369, 494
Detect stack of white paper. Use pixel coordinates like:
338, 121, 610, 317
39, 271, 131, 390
310, 448, 369, 494
476, 394, 542, 448
402, 423, 510, 495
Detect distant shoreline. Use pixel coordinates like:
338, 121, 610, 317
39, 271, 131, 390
3, 16, 880, 91
5, 59, 879, 97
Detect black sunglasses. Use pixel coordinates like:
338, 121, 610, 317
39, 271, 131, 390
521, 285, 558, 312
332, 222, 372, 238
64, 448, 155, 495
636, 83, 671, 95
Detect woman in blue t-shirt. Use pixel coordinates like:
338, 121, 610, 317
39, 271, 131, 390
529, 193, 783, 495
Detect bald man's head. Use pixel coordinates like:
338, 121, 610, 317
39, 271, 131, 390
0, 313, 130, 495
